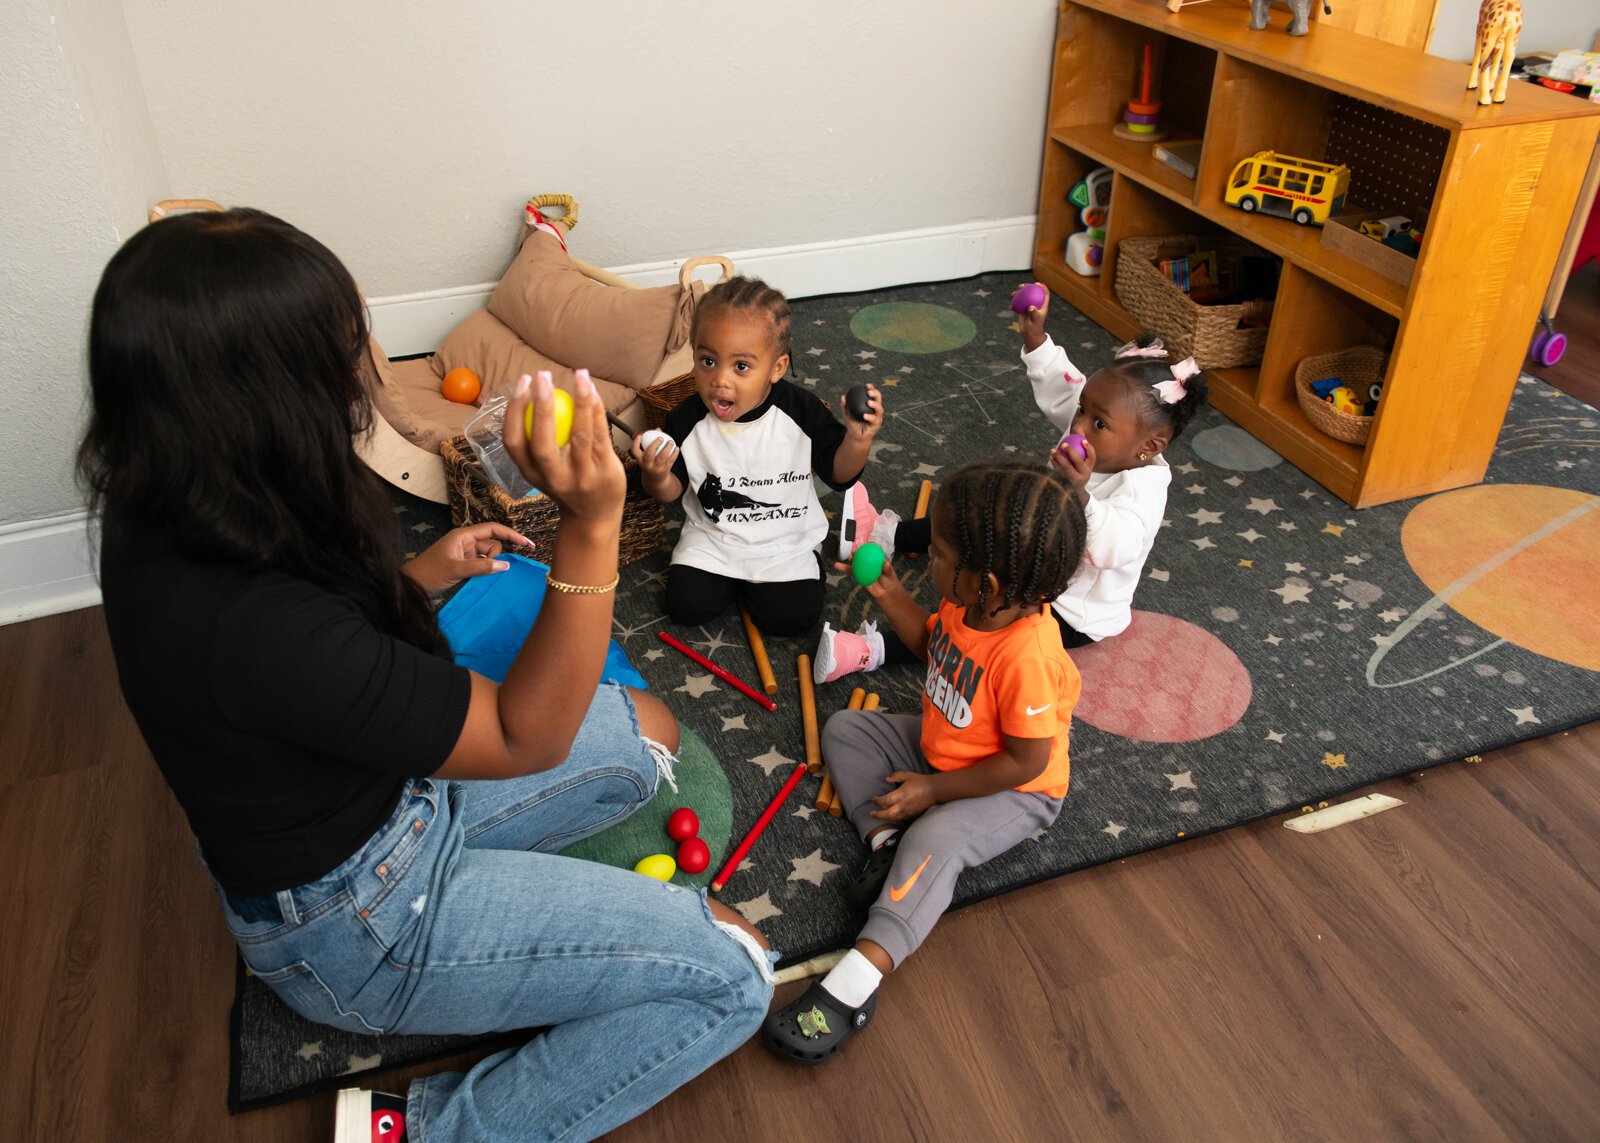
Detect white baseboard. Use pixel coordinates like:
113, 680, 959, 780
370, 215, 1038, 356
0, 513, 100, 625
7, 217, 1038, 624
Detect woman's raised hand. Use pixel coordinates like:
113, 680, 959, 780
504, 371, 626, 527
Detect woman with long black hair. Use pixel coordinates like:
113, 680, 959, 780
81, 208, 773, 1143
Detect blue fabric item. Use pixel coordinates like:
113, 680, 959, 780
436, 554, 647, 689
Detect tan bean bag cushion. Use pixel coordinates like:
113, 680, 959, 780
487, 229, 701, 391
431, 308, 641, 416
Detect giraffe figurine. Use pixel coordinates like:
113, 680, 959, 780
1467, 0, 1522, 106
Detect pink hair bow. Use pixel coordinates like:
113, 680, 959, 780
1114, 337, 1169, 360
1152, 357, 1200, 405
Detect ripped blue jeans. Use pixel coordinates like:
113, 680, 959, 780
218, 684, 772, 1142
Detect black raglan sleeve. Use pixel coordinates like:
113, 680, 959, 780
773, 381, 855, 491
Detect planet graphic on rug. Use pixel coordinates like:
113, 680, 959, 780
1189, 425, 1284, 472
849, 302, 977, 354
1369, 484, 1600, 684
1070, 611, 1251, 742
558, 727, 733, 887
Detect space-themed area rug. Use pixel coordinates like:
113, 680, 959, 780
231, 269, 1600, 1108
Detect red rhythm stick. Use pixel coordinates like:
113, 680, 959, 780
1141, 43, 1153, 105
657, 631, 778, 712
711, 763, 807, 891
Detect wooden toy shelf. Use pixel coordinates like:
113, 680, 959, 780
1033, 0, 1600, 507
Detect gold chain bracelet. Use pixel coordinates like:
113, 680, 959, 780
545, 574, 620, 595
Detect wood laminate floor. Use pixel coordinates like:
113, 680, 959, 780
3, 272, 1596, 1141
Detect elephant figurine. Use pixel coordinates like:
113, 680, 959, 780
1249, 0, 1329, 37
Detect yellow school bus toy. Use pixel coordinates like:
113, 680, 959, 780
1224, 151, 1350, 226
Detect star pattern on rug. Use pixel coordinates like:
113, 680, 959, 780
675, 674, 719, 699
1102, 820, 1126, 838
748, 746, 799, 776
1273, 582, 1312, 604
733, 891, 783, 924
1321, 752, 1348, 769
788, 849, 840, 886
1166, 771, 1197, 790
1508, 706, 1540, 726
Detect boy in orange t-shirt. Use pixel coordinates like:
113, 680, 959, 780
763, 462, 1087, 1065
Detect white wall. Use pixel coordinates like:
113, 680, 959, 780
1430, 0, 1598, 63
121, 1, 1058, 298
1, 0, 167, 528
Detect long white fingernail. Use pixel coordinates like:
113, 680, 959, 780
491, 559, 510, 572
515, 373, 532, 396
576, 368, 595, 397
536, 370, 553, 398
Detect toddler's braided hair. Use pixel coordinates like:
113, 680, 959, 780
693, 275, 792, 364
937, 461, 1087, 617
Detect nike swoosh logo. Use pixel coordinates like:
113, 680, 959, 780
888, 854, 932, 902
1026, 703, 1053, 716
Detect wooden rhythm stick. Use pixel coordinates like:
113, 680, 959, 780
815, 687, 868, 811
740, 607, 779, 696
913, 479, 933, 519
862, 692, 881, 712
815, 771, 836, 812
796, 654, 822, 773
711, 761, 807, 892
657, 631, 776, 711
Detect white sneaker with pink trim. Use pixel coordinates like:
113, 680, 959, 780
838, 484, 900, 561
814, 620, 886, 685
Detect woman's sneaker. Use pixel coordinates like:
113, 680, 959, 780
838, 484, 900, 561
335, 1088, 408, 1143
814, 620, 886, 684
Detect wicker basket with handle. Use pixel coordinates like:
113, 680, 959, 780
1114, 234, 1273, 369
440, 436, 665, 566
637, 373, 697, 428
1293, 346, 1388, 446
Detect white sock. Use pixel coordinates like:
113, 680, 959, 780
856, 620, 887, 673
870, 510, 901, 561
868, 827, 900, 852
820, 948, 883, 1009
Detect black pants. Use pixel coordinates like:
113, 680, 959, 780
885, 516, 1094, 658
666, 559, 825, 637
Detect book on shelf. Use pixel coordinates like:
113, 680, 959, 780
1158, 249, 1217, 295
1152, 139, 1202, 179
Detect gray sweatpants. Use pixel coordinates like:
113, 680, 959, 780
822, 709, 1063, 968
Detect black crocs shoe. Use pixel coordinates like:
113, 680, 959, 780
762, 980, 877, 1065
842, 836, 899, 913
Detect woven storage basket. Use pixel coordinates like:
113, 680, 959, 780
1293, 346, 1387, 446
441, 436, 665, 566
637, 372, 697, 429
1114, 234, 1272, 369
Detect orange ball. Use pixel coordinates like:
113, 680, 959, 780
440, 366, 482, 405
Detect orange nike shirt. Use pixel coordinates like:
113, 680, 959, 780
918, 600, 1080, 799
